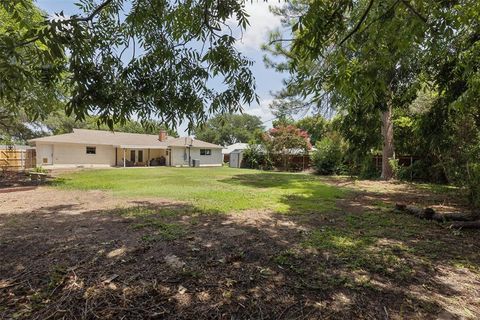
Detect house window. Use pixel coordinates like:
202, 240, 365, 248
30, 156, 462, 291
138, 150, 143, 162
86, 146, 96, 154
130, 150, 136, 162
200, 149, 211, 156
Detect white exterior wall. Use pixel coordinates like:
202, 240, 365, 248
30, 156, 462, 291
36, 143, 53, 165
169, 147, 189, 166
169, 147, 222, 166
35, 143, 221, 167
37, 143, 115, 167
189, 147, 223, 166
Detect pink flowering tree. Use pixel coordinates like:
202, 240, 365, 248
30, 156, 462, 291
262, 125, 312, 170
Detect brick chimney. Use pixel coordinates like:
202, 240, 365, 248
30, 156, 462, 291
159, 129, 167, 142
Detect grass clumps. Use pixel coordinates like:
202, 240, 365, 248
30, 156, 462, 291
303, 212, 425, 283
113, 206, 186, 242
134, 219, 185, 241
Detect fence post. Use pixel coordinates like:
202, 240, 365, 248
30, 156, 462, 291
410, 156, 413, 181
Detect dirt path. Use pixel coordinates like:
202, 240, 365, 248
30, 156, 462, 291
1, 184, 479, 319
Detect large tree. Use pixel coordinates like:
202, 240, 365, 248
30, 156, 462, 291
193, 113, 264, 145
265, 0, 479, 180
1, 0, 257, 131
0, 1, 66, 138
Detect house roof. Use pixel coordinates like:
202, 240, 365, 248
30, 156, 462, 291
28, 128, 222, 149
222, 143, 249, 154
167, 137, 223, 149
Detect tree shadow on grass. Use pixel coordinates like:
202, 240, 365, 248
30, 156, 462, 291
220, 172, 347, 214
1, 195, 477, 319
220, 171, 480, 318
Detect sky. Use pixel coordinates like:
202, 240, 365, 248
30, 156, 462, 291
35, 1, 286, 135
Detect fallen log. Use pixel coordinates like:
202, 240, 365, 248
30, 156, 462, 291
448, 221, 480, 229
394, 203, 480, 224
394, 204, 436, 220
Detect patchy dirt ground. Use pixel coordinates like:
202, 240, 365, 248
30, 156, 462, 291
1, 179, 480, 319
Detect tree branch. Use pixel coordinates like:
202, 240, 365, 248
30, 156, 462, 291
67, 0, 114, 23
339, 0, 375, 45
400, 0, 427, 23
268, 38, 295, 45
14, 0, 114, 48
357, 0, 400, 37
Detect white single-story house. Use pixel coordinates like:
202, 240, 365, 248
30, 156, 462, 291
28, 128, 223, 168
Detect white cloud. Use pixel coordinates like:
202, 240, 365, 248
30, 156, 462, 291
229, 3, 282, 52
243, 98, 275, 126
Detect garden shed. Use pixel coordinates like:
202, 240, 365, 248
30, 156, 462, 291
229, 149, 244, 168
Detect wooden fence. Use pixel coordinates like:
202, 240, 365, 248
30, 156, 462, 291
372, 155, 420, 171
0, 149, 36, 171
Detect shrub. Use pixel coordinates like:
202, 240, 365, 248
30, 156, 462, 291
32, 166, 48, 174
242, 144, 272, 170
311, 136, 344, 175
359, 155, 380, 179
466, 163, 480, 208
389, 158, 400, 179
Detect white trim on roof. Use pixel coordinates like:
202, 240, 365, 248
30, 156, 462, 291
116, 145, 168, 149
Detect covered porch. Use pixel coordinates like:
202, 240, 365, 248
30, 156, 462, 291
115, 145, 170, 167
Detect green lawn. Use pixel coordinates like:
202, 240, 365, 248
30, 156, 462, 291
53, 167, 346, 213
5, 167, 479, 319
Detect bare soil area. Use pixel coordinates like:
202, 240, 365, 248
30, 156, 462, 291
1, 180, 479, 319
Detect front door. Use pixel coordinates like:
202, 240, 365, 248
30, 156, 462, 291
138, 150, 143, 162
130, 150, 136, 163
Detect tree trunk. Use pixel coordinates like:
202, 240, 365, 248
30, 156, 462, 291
381, 95, 394, 180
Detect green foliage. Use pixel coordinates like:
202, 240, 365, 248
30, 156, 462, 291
466, 164, 480, 208
31, 166, 48, 174
265, 0, 480, 203
388, 158, 400, 179
42, 112, 178, 136
311, 134, 344, 175
136, 220, 185, 241
359, 155, 380, 179
0, 1, 66, 138
294, 116, 329, 145
0, 134, 14, 146
242, 143, 272, 170
193, 113, 264, 145
1, 0, 258, 129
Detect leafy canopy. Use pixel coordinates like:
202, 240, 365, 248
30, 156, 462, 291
1, 0, 258, 130
265, 0, 480, 183
41, 111, 178, 137
0, 1, 66, 136
193, 113, 264, 145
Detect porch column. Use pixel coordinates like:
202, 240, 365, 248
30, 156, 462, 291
123, 148, 126, 168
148, 149, 150, 166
